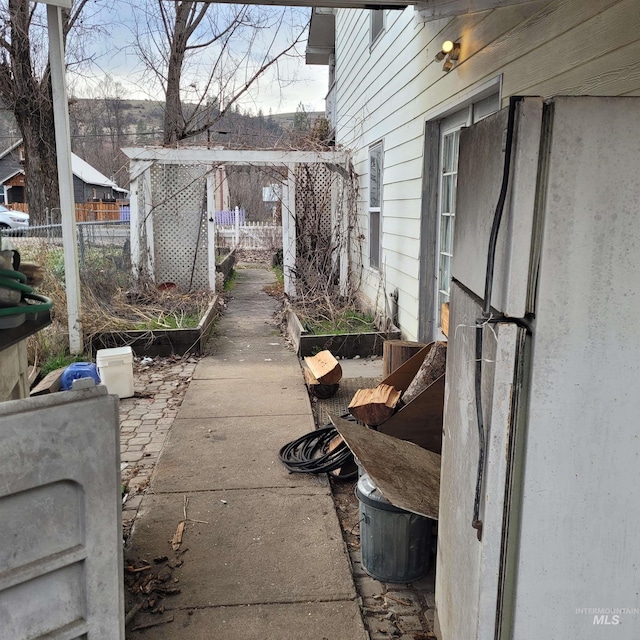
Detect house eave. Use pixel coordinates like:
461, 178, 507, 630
414, 0, 541, 22
306, 8, 335, 65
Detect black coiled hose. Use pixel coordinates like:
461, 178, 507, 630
278, 416, 357, 479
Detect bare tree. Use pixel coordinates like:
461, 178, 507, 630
131, 1, 309, 146
0, 0, 101, 224
69, 75, 134, 188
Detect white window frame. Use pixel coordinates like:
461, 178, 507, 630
435, 92, 500, 333
369, 141, 383, 270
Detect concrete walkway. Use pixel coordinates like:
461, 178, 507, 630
128, 266, 368, 639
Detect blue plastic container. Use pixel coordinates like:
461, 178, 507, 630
60, 362, 100, 390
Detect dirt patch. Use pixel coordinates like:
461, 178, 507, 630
330, 476, 361, 551
124, 553, 187, 634
120, 355, 200, 541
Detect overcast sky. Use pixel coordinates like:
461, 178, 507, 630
66, 1, 329, 115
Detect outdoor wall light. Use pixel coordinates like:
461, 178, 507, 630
435, 40, 461, 72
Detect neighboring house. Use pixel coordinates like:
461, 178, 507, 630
307, 0, 640, 343
307, 2, 640, 640
0, 140, 128, 206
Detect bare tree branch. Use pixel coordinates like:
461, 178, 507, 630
128, 0, 310, 146
0, 0, 110, 223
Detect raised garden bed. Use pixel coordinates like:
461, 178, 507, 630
216, 248, 236, 282
285, 305, 401, 358
92, 297, 221, 357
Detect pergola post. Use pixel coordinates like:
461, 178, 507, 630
128, 172, 141, 277
206, 170, 217, 292
142, 167, 155, 277
283, 164, 297, 297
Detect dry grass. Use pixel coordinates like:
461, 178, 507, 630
17, 239, 213, 367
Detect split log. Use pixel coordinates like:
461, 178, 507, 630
303, 367, 339, 399
303, 367, 318, 387
348, 383, 401, 427
382, 340, 427, 378
327, 434, 357, 479
441, 303, 450, 337
304, 350, 342, 385
401, 341, 447, 406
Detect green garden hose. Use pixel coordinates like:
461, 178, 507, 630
0, 268, 54, 317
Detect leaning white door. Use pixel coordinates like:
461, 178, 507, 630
0, 387, 124, 639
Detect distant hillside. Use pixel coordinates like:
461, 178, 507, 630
270, 111, 325, 129
0, 99, 328, 189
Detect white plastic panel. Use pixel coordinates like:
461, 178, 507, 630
510, 96, 640, 638
0, 387, 124, 640
436, 282, 523, 639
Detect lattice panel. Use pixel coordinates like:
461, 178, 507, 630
295, 163, 333, 238
293, 162, 345, 295
150, 163, 210, 291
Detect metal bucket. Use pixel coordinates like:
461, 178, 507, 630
356, 473, 432, 583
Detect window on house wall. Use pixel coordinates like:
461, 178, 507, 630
435, 92, 500, 330
369, 142, 383, 269
370, 10, 384, 45
437, 127, 459, 317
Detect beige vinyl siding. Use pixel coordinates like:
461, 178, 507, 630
335, 0, 640, 340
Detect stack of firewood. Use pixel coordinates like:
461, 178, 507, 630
348, 341, 447, 427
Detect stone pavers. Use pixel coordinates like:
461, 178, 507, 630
119, 356, 198, 539
352, 551, 437, 639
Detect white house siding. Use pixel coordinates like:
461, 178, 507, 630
334, 0, 640, 341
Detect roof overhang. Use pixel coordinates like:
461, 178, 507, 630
196, 0, 408, 7
0, 168, 24, 185
306, 8, 335, 65
38, 0, 72, 6
415, 0, 540, 21
195, 0, 536, 11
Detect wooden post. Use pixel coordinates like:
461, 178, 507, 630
129, 173, 140, 278
234, 205, 240, 247
142, 167, 154, 279
383, 340, 427, 378
206, 170, 217, 292
339, 160, 350, 297
283, 164, 296, 297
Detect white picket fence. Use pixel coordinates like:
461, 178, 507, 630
216, 221, 282, 251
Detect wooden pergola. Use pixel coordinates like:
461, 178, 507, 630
122, 147, 349, 298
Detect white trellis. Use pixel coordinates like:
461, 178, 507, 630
122, 147, 349, 296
